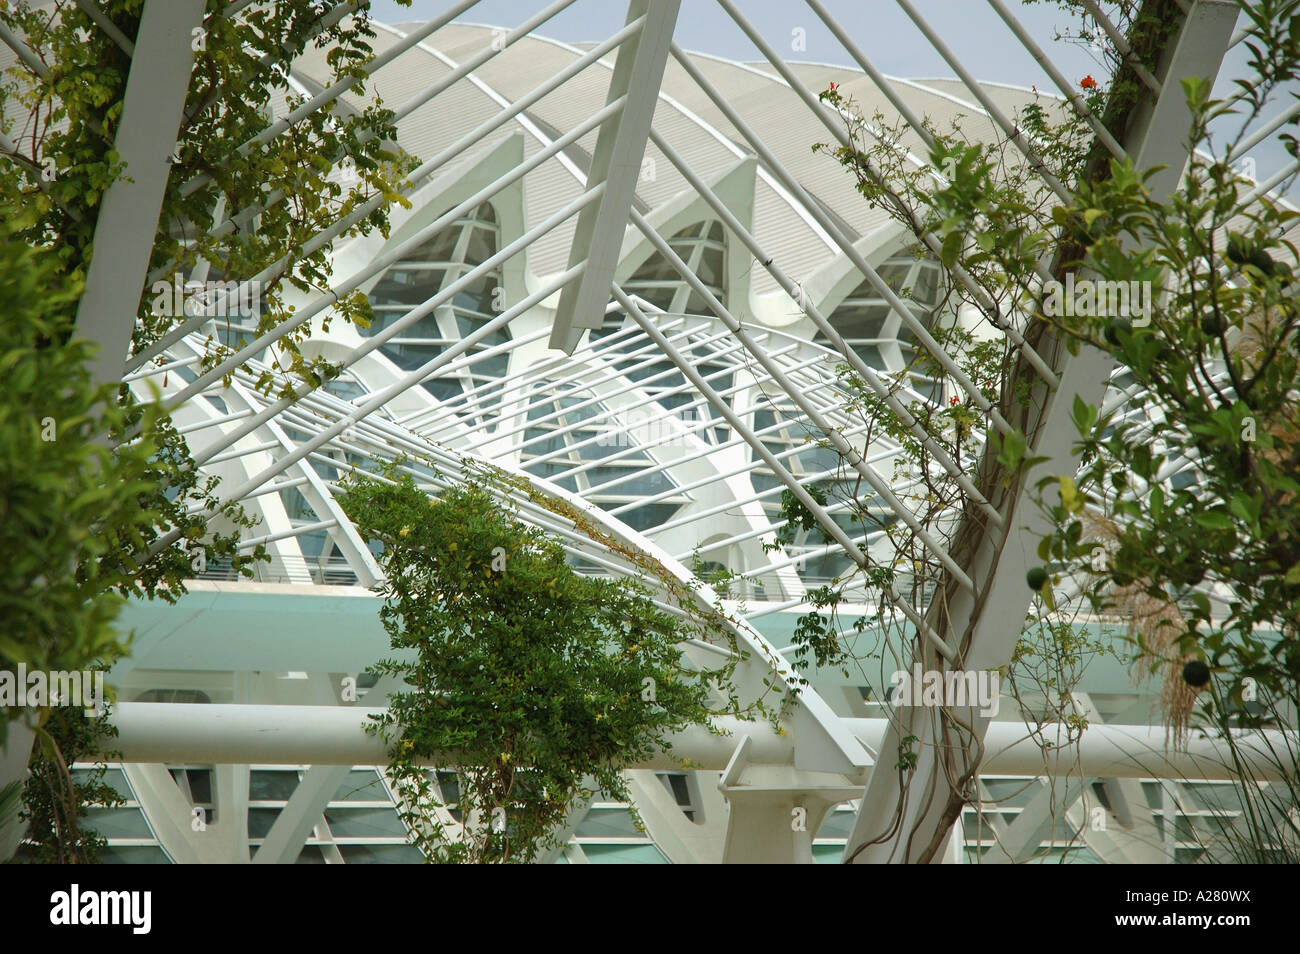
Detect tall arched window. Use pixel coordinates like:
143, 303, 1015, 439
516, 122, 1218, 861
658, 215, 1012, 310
622, 219, 727, 314
363, 203, 509, 424
817, 249, 944, 400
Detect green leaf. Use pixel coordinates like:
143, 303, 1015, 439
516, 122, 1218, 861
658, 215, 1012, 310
1192, 511, 1234, 530
1071, 395, 1097, 438
941, 230, 963, 268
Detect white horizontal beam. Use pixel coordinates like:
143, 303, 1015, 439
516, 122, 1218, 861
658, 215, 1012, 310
105, 703, 1291, 781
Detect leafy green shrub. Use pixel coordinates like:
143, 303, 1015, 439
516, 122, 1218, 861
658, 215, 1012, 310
341, 470, 718, 863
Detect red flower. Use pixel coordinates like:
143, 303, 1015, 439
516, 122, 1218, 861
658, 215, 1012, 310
828, 81, 838, 92
949, 396, 960, 406
1080, 75, 1098, 90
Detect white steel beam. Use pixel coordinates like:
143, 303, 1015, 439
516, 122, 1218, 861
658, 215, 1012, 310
252, 765, 352, 865
105, 704, 1293, 782
625, 770, 727, 864
615, 286, 959, 664
978, 777, 1088, 864
550, 0, 681, 352
843, 0, 1241, 864
73, 0, 207, 388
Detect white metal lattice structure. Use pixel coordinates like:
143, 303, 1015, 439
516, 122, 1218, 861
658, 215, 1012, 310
4, 0, 1298, 864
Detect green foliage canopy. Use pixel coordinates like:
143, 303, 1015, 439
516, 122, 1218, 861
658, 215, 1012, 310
341, 470, 718, 863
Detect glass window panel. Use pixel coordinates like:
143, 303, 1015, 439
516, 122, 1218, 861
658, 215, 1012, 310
84, 807, 154, 839
816, 809, 855, 840
421, 378, 465, 403
338, 844, 424, 864
575, 808, 646, 839
323, 376, 366, 402
250, 770, 300, 801
796, 444, 842, 474
99, 846, 172, 864
462, 228, 496, 266
579, 844, 668, 864
574, 433, 624, 461
73, 767, 132, 801
371, 312, 443, 339
830, 304, 890, 340
524, 461, 580, 493
694, 247, 725, 288
617, 503, 680, 532
247, 807, 282, 838
913, 264, 940, 304
877, 261, 911, 290
368, 268, 446, 308
556, 397, 602, 423
589, 469, 674, 495
383, 342, 446, 370
185, 769, 212, 804
852, 345, 888, 370
323, 807, 410, 838
523, 430, 566, 455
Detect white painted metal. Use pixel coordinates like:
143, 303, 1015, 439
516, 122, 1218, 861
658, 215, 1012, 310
18, 0, 1288, 863
551, 0, 681, 351
106, 703, 1293, 782
843, 0, 1242, 864
73, 0, 207, 389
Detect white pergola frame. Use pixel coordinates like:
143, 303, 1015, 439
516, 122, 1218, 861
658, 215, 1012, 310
6, 0, 1296, 865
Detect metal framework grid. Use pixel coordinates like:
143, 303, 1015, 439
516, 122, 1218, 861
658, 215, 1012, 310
4, 0, 1297, 864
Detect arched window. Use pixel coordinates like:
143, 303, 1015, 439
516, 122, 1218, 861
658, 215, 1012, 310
817, 248, 945, 400
363, 203, 509, 423
623, 220, 727, 314
589, 221, 732, 440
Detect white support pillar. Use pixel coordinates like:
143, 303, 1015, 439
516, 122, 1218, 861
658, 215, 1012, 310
532, 783, 595, 865
625, 770, 728, 864
549, 0, 681, 352
252, 765, 352, 865
843, 0, 1242, 864
122, 762, 251, 864
717, 737, 860, 864
979, 777, 1088, 864
73, 0, 207, 388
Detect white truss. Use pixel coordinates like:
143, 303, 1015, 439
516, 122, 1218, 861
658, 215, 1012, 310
6, 0, 1298, 864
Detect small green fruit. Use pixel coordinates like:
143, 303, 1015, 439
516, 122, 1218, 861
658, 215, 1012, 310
1199, 314, 1224, 336
1026, 566, 1049, 590
1182, 660, 1211, 688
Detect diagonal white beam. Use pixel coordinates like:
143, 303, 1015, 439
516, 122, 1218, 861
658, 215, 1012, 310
616, 286, 960, 664
627, 208, 978, 594
843, 0, 1241, 864
252, 765, 352, 865
73, 0, 207, 389
550, 0, 680, 352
